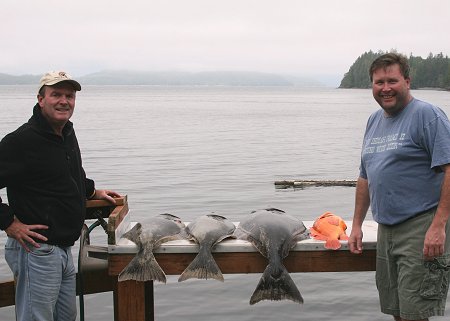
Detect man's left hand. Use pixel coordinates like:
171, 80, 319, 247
91, 189, 121, 204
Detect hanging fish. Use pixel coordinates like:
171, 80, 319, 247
178, 214, 236, 282
118, 213, 185, 283
235, 208, 310, 304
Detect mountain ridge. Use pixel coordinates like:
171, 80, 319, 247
0, 70, 325, 87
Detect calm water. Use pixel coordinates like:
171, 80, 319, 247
1, 85, 449, 320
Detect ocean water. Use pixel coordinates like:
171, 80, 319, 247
0, 85, 449, 320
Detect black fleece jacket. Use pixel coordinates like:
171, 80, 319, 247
0, 103, 95, 246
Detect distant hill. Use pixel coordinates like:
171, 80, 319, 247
80, 70, 296, 86
339, 50, 450, 90
0, 70, 325, 87
0, 73, 40, 85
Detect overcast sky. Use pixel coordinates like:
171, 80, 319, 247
2, 0, 449, 85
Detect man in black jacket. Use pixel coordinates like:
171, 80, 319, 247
0, 71, 120, 321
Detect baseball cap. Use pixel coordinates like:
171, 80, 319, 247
38, 71, 81, 93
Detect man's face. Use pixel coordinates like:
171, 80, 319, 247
372, 64, 412, 116
38, 83, 76, 131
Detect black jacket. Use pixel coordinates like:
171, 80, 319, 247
0, 103, 95, 246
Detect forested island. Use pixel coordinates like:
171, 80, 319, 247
339, 50, 450, 90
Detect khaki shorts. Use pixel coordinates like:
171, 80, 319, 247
376, 208, 450, 320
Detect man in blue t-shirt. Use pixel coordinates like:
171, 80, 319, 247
349, 53, 450, 321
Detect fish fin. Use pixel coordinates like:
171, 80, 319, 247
155, 232, 186, 247
250, 264, 303, 305
215, 233, 236, 244
122, 223, 142, 244
118, 250, 166, 283
206, 214, 228, 221
324, 238, 341, 250
246, 234, 268, 257
159, 213, 183, 224
265, 208, 285, 214
178, 247, 224, 282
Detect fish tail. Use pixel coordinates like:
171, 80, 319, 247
250, 264, 303, 305
178, 247, 224, 282
118, 252, 167, 283
325, 238, 342, 250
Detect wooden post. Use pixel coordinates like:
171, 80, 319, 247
145, 282, 154, 321
114, 280, 154, 321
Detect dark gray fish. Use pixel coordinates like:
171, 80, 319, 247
118, 213, 185, 283
235, 208, 310, 305
178, 214, 236, 282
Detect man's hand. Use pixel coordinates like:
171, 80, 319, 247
91, 189, 121, 204
5, 218, 48, 252
423, 223, 446, 260
349, 226, 364, 254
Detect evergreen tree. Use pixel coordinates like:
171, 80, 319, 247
339, 51, 450, 90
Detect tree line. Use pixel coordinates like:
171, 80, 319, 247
339, 50, 450, 90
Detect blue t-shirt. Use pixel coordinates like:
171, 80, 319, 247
360, 98, 450, 225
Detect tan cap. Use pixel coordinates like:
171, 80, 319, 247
38, 71, 81, 93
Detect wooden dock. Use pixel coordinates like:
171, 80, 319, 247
0, 197, 377, 321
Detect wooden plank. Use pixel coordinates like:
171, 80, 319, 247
86, 197, 125, 208
107, 202, 129, 245
85, 196, 127, 220
0, 270, 116, 308
108, 250, 376, 276
0, 280, 15, 308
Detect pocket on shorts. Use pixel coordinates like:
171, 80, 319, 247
419, 256, 450, 300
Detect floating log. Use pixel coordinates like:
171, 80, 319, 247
274, 179, 357, 188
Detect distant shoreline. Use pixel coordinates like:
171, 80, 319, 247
0, 71, 329, 87
1, 84, 448, 92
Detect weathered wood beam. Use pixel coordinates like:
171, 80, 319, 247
274, 179, 357, 188
85, 196, 127, 220
0, 269, 115, 308
108, 250, 375, 277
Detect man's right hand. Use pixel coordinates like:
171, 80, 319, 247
349, 226, 364, 254
5, 218, 48, 252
